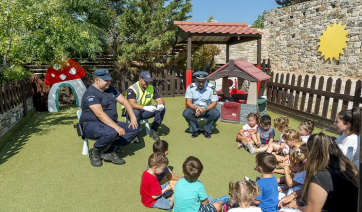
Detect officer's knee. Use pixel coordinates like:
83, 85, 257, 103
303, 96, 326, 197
209, 108, 221, 120
182, 109, 192, 118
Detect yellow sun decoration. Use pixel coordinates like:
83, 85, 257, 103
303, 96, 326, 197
318, 22, 349, 61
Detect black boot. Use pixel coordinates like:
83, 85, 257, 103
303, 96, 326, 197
149, 125, 160, 141
101, 145, 126, 165
192, 129, 203, 138
89, 148, 103, 167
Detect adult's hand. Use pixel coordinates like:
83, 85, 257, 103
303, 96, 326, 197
156, 104, 165, 111
115, 126, 126, 136
143, 105, 157, 112
128, 118, 138, 129
278, 193, 296, 208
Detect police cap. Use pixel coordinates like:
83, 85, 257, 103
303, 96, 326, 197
194, 71, 208, 81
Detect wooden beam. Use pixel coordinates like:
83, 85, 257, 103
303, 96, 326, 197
228, 37, 258, 45
187, 34, 191, 70
189, 33, 262, 38
226, 44, 230, 62
257, 38, 261, 65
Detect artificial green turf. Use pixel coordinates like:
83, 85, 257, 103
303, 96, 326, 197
0, 97, 337, 211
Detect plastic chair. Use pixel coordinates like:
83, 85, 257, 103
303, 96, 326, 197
125, 118, 150, 135
189, 117, 213, 133
76, 109, 90, 155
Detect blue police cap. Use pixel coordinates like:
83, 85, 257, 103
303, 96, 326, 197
194, 71, 208, 81
139, 71, 153, 82
94, 69, 112, 80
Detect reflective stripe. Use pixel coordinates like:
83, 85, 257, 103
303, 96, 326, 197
125, 81, 154, 106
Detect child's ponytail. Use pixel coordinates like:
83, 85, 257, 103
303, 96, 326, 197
300, 119, 315, 135
247, 113, 261, 125
274, 116, 290, 133
337, 108, 361, 134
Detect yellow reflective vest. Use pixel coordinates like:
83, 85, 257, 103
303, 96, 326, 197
125, 81, 154, 106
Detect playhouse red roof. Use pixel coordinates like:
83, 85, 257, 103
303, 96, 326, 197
174, 21, 263, 35
207, 59, 271, 82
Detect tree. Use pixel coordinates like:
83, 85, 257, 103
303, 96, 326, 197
116, 0, 192, 73
275, 0, 310, 7
0, 0, 113, 75
251, 11, 266, 29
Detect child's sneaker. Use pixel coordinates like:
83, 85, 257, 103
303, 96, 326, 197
237, 142, 243, 149
247, 143, 255, 154
223, 202, 231, 212
212, 195, 229, 205
244, 176, 256, 184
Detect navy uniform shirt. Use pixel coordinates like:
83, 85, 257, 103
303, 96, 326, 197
127, 86, 161, 100
80, 84, 121, 123
185, 82, 218, 108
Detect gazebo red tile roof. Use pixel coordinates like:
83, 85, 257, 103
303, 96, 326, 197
174, 21, 263, 35
207, 59, 270, 82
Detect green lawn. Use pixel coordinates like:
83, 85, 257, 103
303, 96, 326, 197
0, 97, 337, 211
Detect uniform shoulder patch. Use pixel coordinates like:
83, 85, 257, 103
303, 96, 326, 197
207, 84, 215, 90
189, 83, 195, 88
213, 90, 217, 95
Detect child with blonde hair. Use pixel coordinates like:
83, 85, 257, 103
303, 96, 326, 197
274, 130, 303, 169
248, 117, 289, 155
298, 119, 314, 144
277, 145, 308, 200
224, 181, 261, 212
236, 113, 260, 149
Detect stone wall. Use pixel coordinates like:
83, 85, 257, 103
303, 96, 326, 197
215, 0, 362, 78
0, 97, 34, 137
214, 30, 269, 65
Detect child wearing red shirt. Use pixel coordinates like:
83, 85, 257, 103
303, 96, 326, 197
140, 152, 174, 210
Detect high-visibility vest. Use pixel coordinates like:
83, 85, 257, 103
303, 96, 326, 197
125, 81, 154, 106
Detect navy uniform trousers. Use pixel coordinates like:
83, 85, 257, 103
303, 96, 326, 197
182, 108, 220, 133
132, 108, 166, 129
83, 121, 139, 150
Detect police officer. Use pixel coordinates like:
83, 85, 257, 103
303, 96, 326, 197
182, 71, 220, 138
125, 71, 166, 142
80, 69, 139, 167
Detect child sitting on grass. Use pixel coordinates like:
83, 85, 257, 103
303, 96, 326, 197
224, 181, 262, 212
252, 153, 279, 212
173, 156, 229, 212
298, 119, 314, 145
247, 115, 275, 154
151, 140, 181, 184
140, 152, 174, 211
236, 113, 260, 149
248, 117, 289, 155
277, 146, 307, 200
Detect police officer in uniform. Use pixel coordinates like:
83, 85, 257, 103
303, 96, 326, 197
125, 71, 166, 142
80, 69, 139, 167
183, 71, 220, 138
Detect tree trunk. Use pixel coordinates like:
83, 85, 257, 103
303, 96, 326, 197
2, 28, 13, 71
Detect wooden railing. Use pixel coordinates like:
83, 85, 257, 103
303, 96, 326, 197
266, 72, 362, 133
0, 79, 33, 115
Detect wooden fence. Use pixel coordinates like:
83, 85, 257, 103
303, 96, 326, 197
266, 71, 362, 133
0, 79, 33, 115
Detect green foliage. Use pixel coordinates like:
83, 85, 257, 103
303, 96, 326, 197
275, 0, 310, 7
116, 0, 192, 72
0, 0, 112, 73
251, 11, 266, 29
0, 65, 31, 83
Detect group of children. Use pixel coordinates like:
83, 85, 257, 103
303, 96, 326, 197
140, 107, 360, 212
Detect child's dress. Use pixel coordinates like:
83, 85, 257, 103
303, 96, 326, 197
278, 133, 290, 155
242, 124, 258, 138
301, 135, 310, 144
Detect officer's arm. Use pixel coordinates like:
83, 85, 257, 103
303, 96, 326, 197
116, 94, 137, 120
154, 98, 164, 105
186, 98, 198, 110
205, 101, 217, 111
89, 104, 122, 130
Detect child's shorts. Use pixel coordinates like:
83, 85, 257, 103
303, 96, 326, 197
152, 182, 173, 211
199, 204, 217, 212
260, 138, 268, 144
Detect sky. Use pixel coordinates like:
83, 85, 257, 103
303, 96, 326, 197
188, 0, 279, 25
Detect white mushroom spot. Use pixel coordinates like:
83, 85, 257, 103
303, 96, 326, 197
67, 63, 70, 66
59, 74, 66, 80
51, 74, 55, 77
69, 67, 76, 75
53, 63, 61, 70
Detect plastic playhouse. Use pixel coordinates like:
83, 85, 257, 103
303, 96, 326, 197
207, 59, 270, 124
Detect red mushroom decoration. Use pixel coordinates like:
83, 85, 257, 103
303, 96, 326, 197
45, 59, 85, 85
46, 59, 87, 112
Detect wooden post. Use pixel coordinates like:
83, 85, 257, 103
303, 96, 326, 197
359, 107, 362, 212
187, 34, 192, 70
257, 38, 261, 65
226, 44, 230, 63
222, 77, 229, 97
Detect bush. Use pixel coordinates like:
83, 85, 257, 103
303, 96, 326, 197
0, 65, 32, 84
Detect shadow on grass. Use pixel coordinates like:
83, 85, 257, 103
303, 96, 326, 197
183, 120, 220, 134
0, 105, 78, 165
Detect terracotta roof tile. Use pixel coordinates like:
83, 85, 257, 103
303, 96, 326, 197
174, 21, 263, 35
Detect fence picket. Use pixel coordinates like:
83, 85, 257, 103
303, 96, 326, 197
300, 75, 309, 112
314, 77, 324, 116
293, 75, 303, 110
307, 76, 316, 113
288, 74, 296, 108
277, 74, 284, 105
282, 73, 290, 106
353, 80, 361, 108
331, 78, 342, 120
342, 80, 352, 111
267, 72, 274, 100
322, 77, 333, 118
272, 73, 279, 103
